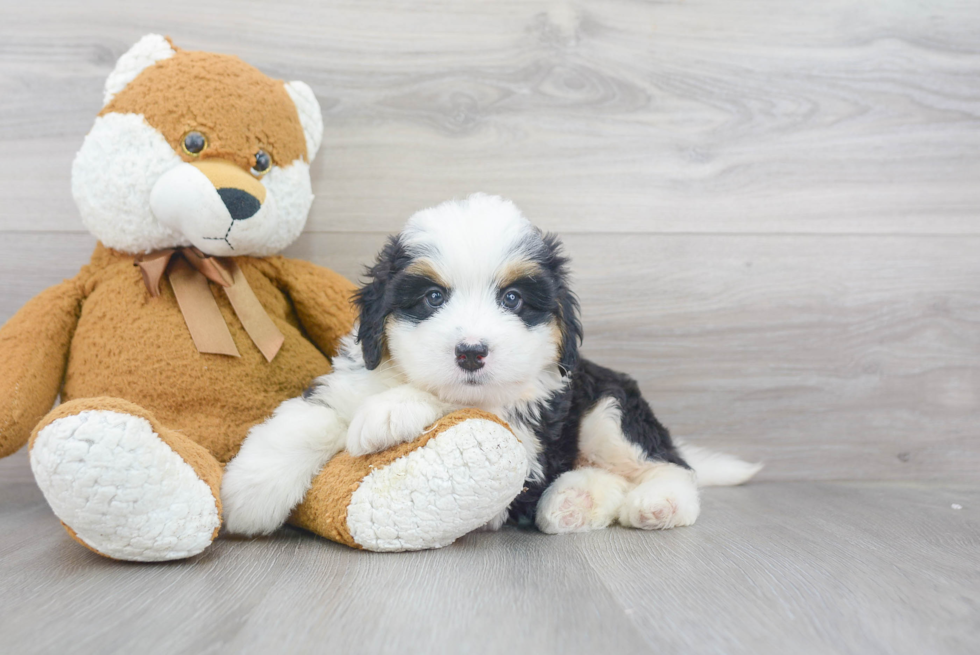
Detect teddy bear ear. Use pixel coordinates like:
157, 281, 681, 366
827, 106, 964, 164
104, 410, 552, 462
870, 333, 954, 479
284, 81, 324, 162
103, 34, 176, 106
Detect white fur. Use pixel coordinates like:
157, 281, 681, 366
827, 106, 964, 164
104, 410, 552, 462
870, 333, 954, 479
221, 331, 532, 542
221, 397, 347, 536
390, 194, 564, 409
103, 34, 175, 105
676, 442, 763, 487
536, 467, 630, 533
148, 160, 312, 256
284, 81, 324, 161
385, 194, 567, 482
220, 200, 565, 536
73, 37, 319, 256
577, 397, 653, 481
73, 113, 187, 253
30, 410, 219, 561
620, 464, 701, 530
543, 380, 703, 534
346, 385, 456, 456
73, 110, 314, 255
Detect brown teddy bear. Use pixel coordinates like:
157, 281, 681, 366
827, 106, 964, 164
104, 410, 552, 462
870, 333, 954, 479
0, 35, 526, 561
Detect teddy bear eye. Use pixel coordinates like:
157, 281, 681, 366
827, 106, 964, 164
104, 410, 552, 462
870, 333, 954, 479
252, 149, 272, 175
182, 131, 207, 156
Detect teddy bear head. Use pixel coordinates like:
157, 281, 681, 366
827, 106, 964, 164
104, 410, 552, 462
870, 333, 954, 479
72, 34, 324, 257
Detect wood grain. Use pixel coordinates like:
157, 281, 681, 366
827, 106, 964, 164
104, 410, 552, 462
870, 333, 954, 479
1, 0, 979, 234
1, 450, 977, 654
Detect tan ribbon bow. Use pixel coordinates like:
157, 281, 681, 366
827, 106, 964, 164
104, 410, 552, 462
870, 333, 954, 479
135, 247, 284, 362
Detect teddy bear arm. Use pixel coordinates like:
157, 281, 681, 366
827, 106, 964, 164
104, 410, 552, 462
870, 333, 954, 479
0, 278, 86, 458
274, 257, 358, 359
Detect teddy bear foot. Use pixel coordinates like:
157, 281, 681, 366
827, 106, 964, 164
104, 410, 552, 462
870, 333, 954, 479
29, 399, 222, 561
291, 410, 529, 552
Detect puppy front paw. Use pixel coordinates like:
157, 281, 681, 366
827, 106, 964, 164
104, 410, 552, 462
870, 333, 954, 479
346, 394, 446, 456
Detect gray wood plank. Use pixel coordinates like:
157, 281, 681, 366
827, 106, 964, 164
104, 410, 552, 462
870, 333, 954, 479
578, 481, 980, 654
1, 450, 977, 655
1, 0, 979, 234
2, 231, 977, 482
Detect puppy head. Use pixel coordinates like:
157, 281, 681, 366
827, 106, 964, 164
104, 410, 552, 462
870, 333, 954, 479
72, 34, 323, 256
355, 193, 581, 407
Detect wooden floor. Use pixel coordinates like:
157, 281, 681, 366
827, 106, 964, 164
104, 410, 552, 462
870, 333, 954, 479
1, 451, 977, 654
1, 0, 979, 653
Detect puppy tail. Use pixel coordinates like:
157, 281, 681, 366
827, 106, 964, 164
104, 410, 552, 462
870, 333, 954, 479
675, 442, 763, 487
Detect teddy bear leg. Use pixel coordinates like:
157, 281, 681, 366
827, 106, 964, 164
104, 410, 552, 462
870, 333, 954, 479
28, 397, 223, 562
289, 409, 528, 552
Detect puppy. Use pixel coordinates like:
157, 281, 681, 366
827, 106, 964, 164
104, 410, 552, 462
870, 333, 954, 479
222, 194, 760, 536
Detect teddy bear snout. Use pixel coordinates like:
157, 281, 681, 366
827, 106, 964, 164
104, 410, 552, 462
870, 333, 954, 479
149, 158, 281, 255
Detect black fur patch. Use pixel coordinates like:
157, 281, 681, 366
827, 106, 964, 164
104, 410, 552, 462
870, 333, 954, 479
504, 232, 686, 525
508, 358, 689, 524
528, 231, 582, 375
353, 235, 414, 370
389, 274, 449, 323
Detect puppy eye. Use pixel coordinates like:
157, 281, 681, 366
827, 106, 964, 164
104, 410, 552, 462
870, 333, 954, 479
424, 288, 445, 308
252, 149, 272, 175
501, 289, 523, 312
182, 131, 207, 156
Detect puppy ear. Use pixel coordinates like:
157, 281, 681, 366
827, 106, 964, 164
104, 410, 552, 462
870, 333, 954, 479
354, 235, 407, 370
541, 233, 582, 375
557, 288, 582, 374
284, 81, 324, 162
103, 34, 176, 106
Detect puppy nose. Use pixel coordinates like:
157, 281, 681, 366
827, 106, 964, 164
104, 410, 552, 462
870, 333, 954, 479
455, 342, 489, 371
216, 188, 261, 220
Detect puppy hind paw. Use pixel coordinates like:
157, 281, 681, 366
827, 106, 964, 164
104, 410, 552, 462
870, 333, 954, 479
619, 465, 701, 531
536, 468, 629, 534
537, 487, 597, 533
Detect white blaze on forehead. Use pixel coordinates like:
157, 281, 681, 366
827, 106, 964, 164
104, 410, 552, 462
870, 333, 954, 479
400, 194, 539, 289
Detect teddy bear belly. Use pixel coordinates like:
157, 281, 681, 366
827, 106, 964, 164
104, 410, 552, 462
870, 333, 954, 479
60, 278, 332, 463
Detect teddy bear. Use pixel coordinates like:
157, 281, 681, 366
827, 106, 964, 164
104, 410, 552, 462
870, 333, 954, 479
0, 35, 527, 561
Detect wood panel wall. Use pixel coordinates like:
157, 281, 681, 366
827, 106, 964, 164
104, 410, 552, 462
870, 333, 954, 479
1, 0, 977, 481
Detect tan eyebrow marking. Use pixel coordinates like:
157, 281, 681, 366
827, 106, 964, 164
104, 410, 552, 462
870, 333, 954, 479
404, 259, 449, 288
497, 260, 544, 288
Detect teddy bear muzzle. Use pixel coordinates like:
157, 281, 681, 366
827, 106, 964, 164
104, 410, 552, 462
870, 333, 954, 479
149, 158, 279, 256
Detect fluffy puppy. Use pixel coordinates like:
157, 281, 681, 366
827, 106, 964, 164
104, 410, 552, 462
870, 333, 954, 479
222, 194, 760, 536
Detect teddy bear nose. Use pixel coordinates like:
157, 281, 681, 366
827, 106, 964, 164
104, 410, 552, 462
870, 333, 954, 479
216, 188, 262, 221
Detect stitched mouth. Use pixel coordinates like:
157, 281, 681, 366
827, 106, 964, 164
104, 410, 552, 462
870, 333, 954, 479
203, 221, 235, 250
